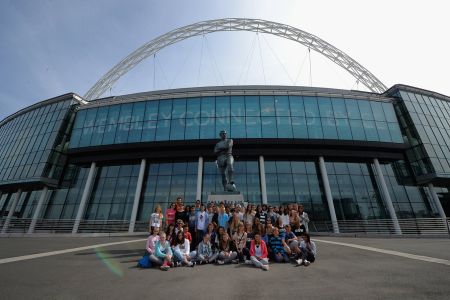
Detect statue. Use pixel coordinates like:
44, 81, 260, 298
214, 130, 237, 192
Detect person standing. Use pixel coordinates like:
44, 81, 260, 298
165, 203, 176, 228
149, 205, 163, 231
195, 204, 208, 246
298, 205, 310, 233
217, 203, 230, 232
175, 197, 185, 224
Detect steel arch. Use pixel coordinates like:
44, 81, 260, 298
84, 18, 387, 100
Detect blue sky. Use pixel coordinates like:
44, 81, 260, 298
1, 0, 449, 121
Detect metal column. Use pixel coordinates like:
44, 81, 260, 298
318, 156, 339, 233
373, 158, 402, 234
259, 156, 268, 205
196, 156, 204, 202
1, 189, 22, 234
27, 186, 49, 234
427, 183, 448, 230
129, 159, 147, 233
72, 162, 97, 234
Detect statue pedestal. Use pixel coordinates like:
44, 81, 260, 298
207, 192, 245, 206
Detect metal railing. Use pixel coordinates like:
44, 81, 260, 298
78, 220, 130, 233
310, 217, 450, 235
34, 219, 76, 233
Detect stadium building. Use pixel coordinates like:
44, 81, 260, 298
0, 19, 449, 235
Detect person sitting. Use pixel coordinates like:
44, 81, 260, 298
269, 227, 289, 263
172, 231, 195, 267
232, 222, 249, 263
283, 224, 297, 257
146, 226, 161, 266
154, 232, 173, 271
249, 232, 269, 271
195, 233, 219, 264
182, 224, 193, 244
296, 233, 316, 266
217, 233, 238, 265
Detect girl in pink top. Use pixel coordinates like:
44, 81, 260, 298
165, 203, 176, 226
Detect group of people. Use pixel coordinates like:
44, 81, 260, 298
145, 197, 316, 271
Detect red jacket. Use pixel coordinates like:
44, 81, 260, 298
249, 240, 268, 258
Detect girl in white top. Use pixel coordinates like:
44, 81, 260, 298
172, 230, 196, 267
150, 205, 164, 229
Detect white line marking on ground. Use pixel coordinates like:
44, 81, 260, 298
314, 239, 450, 266
0, 238, 147, 265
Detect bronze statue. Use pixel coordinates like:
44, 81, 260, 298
214, 130, 237, 192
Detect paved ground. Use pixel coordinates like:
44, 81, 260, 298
0, 235, 449, 300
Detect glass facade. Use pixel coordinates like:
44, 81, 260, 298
265, 160, 329, 221
138, 161, 198, 222
1, 86, 448, 233
69, 95, 403, 148
393, 89, 450, 177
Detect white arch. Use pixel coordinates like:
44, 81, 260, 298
84, 18, 387, 100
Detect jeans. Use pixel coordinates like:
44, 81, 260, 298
173, 249, 197, 262
272, 252, 289, 263
250, 256, 269, 269
218, 251, 237, 263
196, 251, 219, 263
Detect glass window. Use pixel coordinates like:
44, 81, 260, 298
349, 119, 366, 140
95, 107, 108, 126
158, 100, 172, 120
69, 129, 82, 148
73, 110, 87, 129
155, 120, 171, 141
231, 96, 245, 117
292, 117, 308, 138
132, 102, 145, 122
382, 102, 397, 122
141, 121, 156, 142
260, 96, 275, 117
79, 127, 93, 147
345, 99, 361, 119
127, 122, 143, 143
200, 118, 215, 139
186, 98, 201, 118
370, 102, 386, 122
307, 117, 323, 139
201, 97, 215, 118
102, 124, 117, 144
277, 117, 293, 138
289, 96, 305, 117
275, 96, 290, 116
107, 105, 121, 124
261, 117, 277, 138
144, 101, 159, 121
320, 118, 337, 139
84, 108, 98, 127
363, 120, 379, 141
245, 96, 260, 117
376, 122, 391, 142
118, 103, 133, 123
216, 117, 231, 137
184, 118, 200, 140
91, 126, 105, 146
332, 98, 347, 119
336, 118, 352, 140
231, 116, 246, 138
171, 99, 186, 119
246, 117, 262, 138
388, 122, 403, 143
318, 97, 334, 118
114, 123, 130, 144
358, 101, 374, 120
215, 96, 230, 117
304, 96, 319, 118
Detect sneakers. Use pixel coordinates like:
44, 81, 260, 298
244, 259, 252, 265
261, 265, 269, 271
232, 259, 239, 264
217, 260, 224, 265
295, 259, 304, 266
187, 261, 195, 267
304, 260, 311, 267
160, 264, 170, 271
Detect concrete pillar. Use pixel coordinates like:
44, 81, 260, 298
27, 186, 49, 234
1, 189, 22, 234
259, 156, 268, 205
72, 162, 97, 234
427, 183, 448, 230
318, 157, 339, 233
196, 156, 204, 202
373, 158, 402, 234
129, 159, 147, 233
